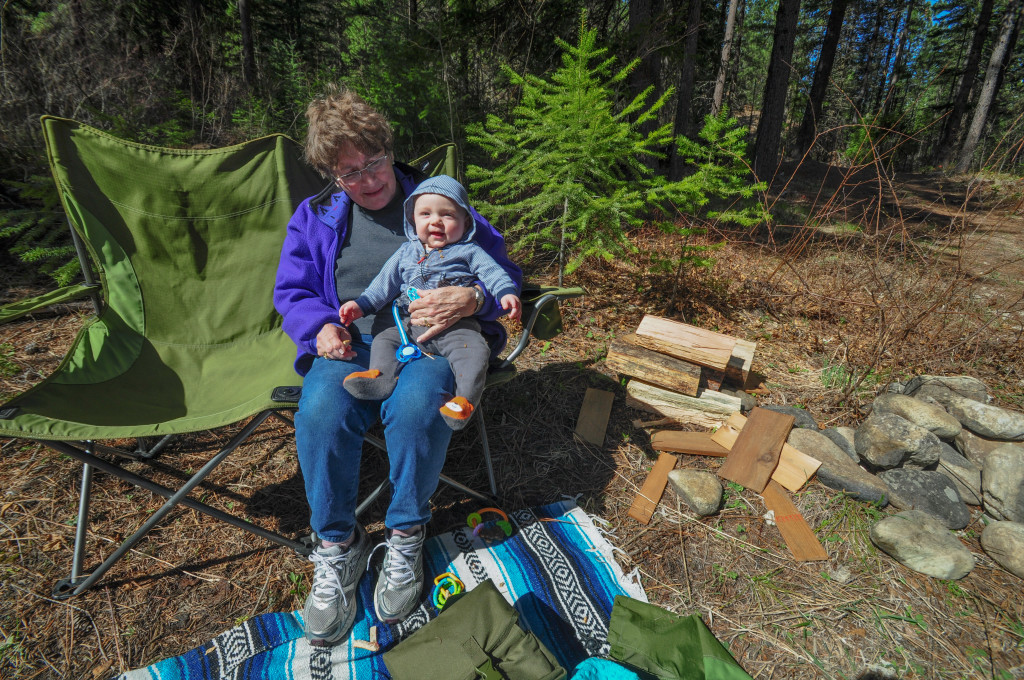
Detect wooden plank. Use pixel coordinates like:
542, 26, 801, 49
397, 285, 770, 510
634, 316, 737, 371
725, 338, 757, 384
716, 407, 794, 493
605, 335, 701, 397
627, 452, 677, 524
575, 388, 614, 446
625, 381, 740, 429
711, 413, 822, 492
761, 481, 829, 562
651, 431, 730, 457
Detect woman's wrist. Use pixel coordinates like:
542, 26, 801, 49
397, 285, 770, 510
470, 285, 485, 314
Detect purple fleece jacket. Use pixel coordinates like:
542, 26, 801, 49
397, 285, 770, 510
273, 164, 522, 376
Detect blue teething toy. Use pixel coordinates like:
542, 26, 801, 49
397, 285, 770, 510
391, 300, 422, 363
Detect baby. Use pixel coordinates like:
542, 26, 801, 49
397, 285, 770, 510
338, 175, 521, 429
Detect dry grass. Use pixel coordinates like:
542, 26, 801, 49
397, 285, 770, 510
2, 168, 1024, 679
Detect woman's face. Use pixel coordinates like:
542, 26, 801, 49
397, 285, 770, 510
334, 144, 397, 211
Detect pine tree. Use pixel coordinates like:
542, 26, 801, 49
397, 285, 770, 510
467, 14, 765, 285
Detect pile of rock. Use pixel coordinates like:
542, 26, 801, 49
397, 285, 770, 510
766, 375, 1024, 581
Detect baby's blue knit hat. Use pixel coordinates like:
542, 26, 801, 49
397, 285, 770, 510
403, 175, 474, 232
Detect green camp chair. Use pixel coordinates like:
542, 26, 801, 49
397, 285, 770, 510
0, 118, 584, 598
0, 117, 332, 598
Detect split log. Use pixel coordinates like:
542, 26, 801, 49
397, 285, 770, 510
634, 316, 736, 372
606, 335, 701, 397
626, 380, 740, 429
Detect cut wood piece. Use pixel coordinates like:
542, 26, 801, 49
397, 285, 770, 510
761, 481, 829, 561
626, 381, 740, 429
627, 452, 677, 524
651, 431, 730, 457
711, 412, 822, 492
633, 417, 676, 429
634, 316, 737, 371
606, 335, 701, 397
725, 338, 757, 383
699, 390, 744, 409
716, 407, 794, 493
575, 388, 614, 446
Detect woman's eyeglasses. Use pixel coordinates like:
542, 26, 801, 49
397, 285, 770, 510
335, 153, 389, 184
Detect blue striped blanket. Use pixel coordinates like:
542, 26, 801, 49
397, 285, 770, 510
118, 500, 645, 679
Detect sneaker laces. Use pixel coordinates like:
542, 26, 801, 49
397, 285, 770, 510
308, 549, 350, 609
369, 533, 421, 587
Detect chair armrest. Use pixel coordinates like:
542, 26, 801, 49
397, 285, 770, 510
498, 286, 584, 368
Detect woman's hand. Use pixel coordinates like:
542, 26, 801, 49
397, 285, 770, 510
315, 323, 356, 360
408, 286, 476, 343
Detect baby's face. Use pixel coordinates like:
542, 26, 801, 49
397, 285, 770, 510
413, 193, 467, 250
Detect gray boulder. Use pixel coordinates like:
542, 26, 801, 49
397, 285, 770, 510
904, 375, 988, 404
877, 469, 970, 530
762, 404, 818, 430
821, 427, 858, 461
955, 429, 1023, 466
871, 393, 962, 439
980, 521, 1024, 579
719, 387, 756, 414
943, 394, 1024, 441
667, 469, 723, 517
870, 510, 975, 579
936, 442, 982, 506
982, 445, 1024, 522
854, 412, 943, 470
788, 428, 891, 505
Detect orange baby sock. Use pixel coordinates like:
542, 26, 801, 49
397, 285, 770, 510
440, 396, 474, 430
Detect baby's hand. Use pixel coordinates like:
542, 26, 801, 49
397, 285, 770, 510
339, 301, 363, 325
501, 294, 522, 322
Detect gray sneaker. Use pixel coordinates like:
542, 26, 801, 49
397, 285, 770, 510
371, 529, 425, 623
302, 525, 371, 645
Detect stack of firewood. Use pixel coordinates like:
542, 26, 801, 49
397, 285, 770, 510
606, 315, 756, 428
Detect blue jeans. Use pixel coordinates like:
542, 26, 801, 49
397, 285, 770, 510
295, 340, 455, 543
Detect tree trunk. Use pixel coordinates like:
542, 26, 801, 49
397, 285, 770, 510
935, 0, 994, 167
711, 0, 740, 117
752, 0, 802, 179
857, 1, 885, 115
238, 0, 256, 91
670, 0, 704, 179
880, 0, 916, 117
954, 0, 1022, 173
794, 0, 850, 156
629, 0, 664, 170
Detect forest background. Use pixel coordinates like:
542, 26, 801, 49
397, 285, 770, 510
1, 0, 1022, 269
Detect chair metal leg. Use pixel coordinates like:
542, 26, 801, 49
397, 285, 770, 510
50, 411, 309, 598
69, 455, 95, 585
438, 473, 496, 506
476, 404, 498, 497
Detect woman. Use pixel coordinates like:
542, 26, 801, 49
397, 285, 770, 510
273, 86, 521, 645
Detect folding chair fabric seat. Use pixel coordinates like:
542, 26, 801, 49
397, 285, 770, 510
0, 117, 321, 439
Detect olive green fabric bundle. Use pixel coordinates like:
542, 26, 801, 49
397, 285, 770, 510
383, 579, 566, 680
608, 596, 753, 680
